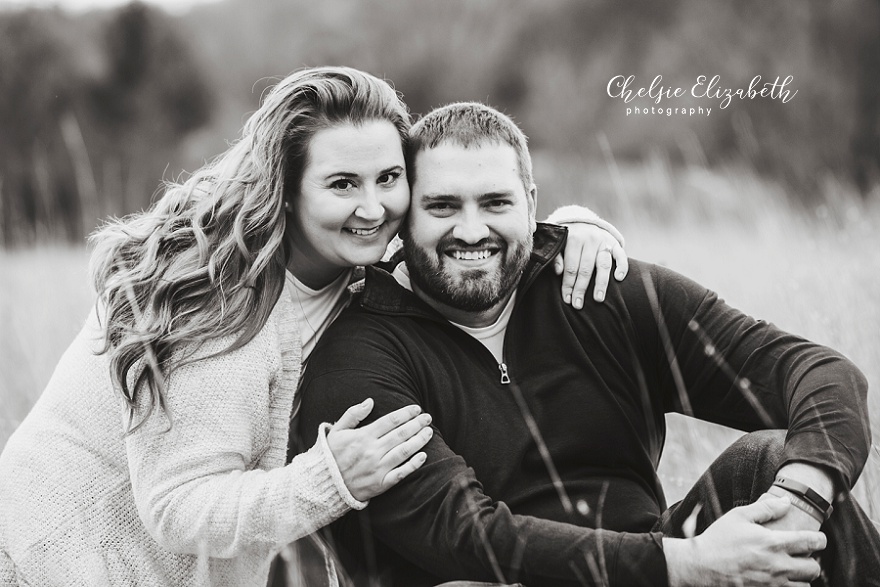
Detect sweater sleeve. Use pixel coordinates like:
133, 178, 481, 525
298, 329, 668, 587
544, 204, 625, 248
634, 262, 871, 489
124, 322, 360, 558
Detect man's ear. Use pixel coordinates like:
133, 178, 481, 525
527, 183, 538, 233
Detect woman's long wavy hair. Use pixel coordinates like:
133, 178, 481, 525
90, 66, 411, 433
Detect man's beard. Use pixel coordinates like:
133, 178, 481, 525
403, 232, 533, 312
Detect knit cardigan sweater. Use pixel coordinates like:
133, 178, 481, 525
0, 277, 363, 586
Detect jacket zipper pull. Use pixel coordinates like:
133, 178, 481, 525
498, 363, 511, 385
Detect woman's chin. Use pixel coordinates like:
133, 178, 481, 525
340, 243, 392, 268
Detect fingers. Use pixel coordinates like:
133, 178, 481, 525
559, 235, 626, 307
363, 404, 423, 437
592, 247, 613, 303
378, 413, 433, 453
560, 246, 585, 308
784, 530, 827, 556
592, 242, 627, 301
553, 253, 564, 276
739, 496, 791, 524
571, 261, 595, 308
783, 555, 823, 584
381, 452, 428, 490
331, 398, 374, 432
381, 425, 434, 467
611, 242, 629, 281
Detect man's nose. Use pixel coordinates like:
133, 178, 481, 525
451, 211, 490, 244
354, 186, 385, 222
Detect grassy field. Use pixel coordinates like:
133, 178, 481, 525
2, 166, 879, 530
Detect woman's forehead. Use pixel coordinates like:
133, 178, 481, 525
304, 120, 405, 176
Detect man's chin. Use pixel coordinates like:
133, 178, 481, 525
447, 267, 492, 282
442, 291, 504, 313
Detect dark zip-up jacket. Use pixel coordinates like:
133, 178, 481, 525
297, 223, 870, 587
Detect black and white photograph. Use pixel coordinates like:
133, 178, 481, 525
1, 1, 878, 585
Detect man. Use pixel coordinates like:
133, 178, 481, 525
297, 102, 878, 586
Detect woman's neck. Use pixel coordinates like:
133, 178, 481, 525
285, 241, 346, 290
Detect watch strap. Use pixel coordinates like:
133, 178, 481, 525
772, 476, 833, 521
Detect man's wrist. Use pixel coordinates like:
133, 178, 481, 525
771, 477, 833, 522
663, 537, 697, 587
766, 485, 825, 524
774, 462, 835, 503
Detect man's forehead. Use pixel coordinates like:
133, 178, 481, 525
414, 141, 520, 180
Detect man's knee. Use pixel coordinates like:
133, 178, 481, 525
728, 430, 785, 462
714, 430, 786, 502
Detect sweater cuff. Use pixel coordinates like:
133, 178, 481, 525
316, 422, 369, 511
544, 204, 625, 248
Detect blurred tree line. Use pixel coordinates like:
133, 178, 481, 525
1, 0, 877, 244
0, 2, 211, 244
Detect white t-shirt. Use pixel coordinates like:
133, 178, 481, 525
285, 269, 353, 363
392, 262, 514, 363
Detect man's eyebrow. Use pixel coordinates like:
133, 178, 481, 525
477, 191, 515, 201
419, 193, 461, 203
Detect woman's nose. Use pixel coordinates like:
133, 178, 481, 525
355, 187, 385, 222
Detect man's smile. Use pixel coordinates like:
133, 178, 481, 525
443, 244, 502, 267
447, 249, 496, 261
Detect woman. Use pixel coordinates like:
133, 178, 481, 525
0, 66, 626, 586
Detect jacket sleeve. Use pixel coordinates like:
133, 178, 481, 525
298, 328, 668, 587
637, 262, 871, 489
544, 204, 625, 247
124, 318, 363, 558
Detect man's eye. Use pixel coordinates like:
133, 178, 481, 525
427, 203, 452, 211
330, 179, 356, 191
378, 171, 400, 186
486, 199, 511, 209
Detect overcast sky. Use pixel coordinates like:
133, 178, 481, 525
0, 0, 219, 14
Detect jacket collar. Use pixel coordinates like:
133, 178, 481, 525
360, 222, 567, 318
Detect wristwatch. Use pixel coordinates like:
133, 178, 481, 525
772, 476, 834, 522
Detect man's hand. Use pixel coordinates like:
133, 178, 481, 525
553, 223, 628, 307
664, 497, 826, 587
759, 491, 823, 532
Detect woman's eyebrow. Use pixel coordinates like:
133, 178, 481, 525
323, 171, 359, 180
323, 165, 403, 181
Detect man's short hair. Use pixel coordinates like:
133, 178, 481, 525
406, 102, 534, 194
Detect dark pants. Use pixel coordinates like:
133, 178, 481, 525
271, 431, 880, 586
656, 430, 880, 586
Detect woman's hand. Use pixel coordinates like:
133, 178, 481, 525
554, 223, 629, 308
326, 399, 433, 502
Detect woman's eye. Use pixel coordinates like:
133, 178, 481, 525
330, 179, 356, 191
378, 171, 400, 186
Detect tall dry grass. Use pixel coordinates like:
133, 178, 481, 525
533, 156, 880, 517
0, 163, 878, 578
